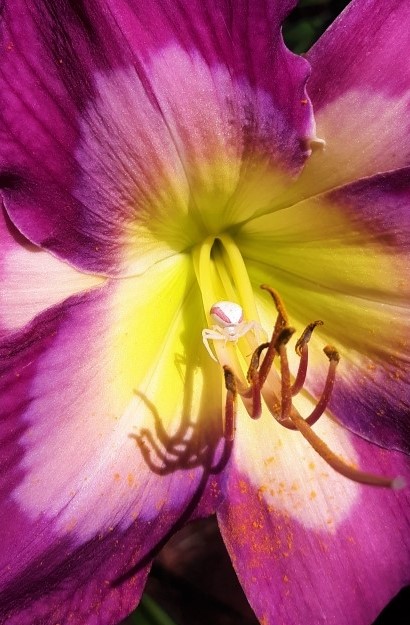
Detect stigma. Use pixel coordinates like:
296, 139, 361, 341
205, 285, 405, 491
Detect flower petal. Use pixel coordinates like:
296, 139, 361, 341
0, 256, 222, 623
0, 0, 314, 276
238, 168, 410, 452
0, 204, 102, 335
280, 0, 410, 205
217, 403, 410, 625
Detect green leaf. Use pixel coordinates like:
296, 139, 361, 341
130, 595, 180, 625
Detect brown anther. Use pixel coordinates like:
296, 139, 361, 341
223, 365, 237, 441
295, 320, 323, 357
260, 284, 289, 330
259, 327, 295, 389
274, 326, 296, 349
323, 345, 340, 362
247, 342, 270, 383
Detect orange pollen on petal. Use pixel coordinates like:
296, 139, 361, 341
221, 284, 405, 491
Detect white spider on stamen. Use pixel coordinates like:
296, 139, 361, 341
202, 301, 259, 362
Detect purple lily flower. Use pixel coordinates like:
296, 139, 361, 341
0, 1, 409, 624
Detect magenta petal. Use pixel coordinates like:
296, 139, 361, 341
1, 526, 150, 625
0, 286, 219, 624
300, 169, 410, 455
217, 419, 410, 625
0, 1, 314, 276
295, 0, 410, 197
0, 0, 143, 275
303, 171, 410, 454
308, 0, 410, 112
321, 170, 410, 454
0, 204, 102, 335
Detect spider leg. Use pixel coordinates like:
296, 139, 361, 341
233, 320, 266, 347
202, 328, 224, 361
234, 320, 256, 339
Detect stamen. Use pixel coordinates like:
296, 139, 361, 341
260, 284, 289, 329
257, 337, 278, 390
245, 343, 270, 419
223, 365, 237, 441
258, 286, 289, 387
305, 345, 339, 426
291, 344, 308, 396
292, 320, 323, 395
274, 331, 403, 489
275, 327, 296, 422
282, 344, 340, 431
287, 410, 402, 489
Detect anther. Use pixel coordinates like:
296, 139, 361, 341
295, 321, 324, 357
275, 327, 295, 348
323, 345, 340, 363
259, 323, 294, 388
260, 284, 289, 330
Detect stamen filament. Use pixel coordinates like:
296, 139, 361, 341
246, 343, 270, 419
287, 411, 401, 489
305, 346, 339, 426
280, 345, 340, 431
291, 344, 308, 396
193, 236, 219, 315
257, 338, 278, 389
258, 285, 289, 387
276, 328, 296, 421
223, 366, 237, 441
292, 321, 324, 395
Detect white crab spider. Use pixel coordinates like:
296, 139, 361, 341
202, 301, 259, 362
